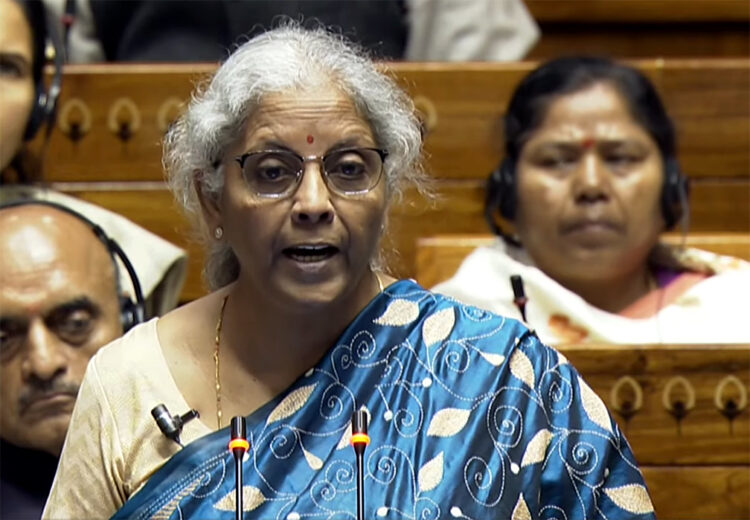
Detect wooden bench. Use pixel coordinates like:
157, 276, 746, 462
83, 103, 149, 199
525, 0, 750, 58
415, 232, 750, 288
562, 343, 749, 520
36, 59, 749, 301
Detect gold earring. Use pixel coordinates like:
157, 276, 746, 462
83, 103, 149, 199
214, 226, 224, 239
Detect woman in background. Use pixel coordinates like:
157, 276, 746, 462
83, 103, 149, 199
434, 56, 750, 344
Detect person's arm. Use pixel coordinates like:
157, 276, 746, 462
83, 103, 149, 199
42, 355, 126, 519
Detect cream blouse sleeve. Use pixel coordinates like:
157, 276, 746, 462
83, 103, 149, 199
42, 355, 127, 519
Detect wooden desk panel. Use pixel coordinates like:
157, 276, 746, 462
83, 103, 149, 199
642, 466, 749, 519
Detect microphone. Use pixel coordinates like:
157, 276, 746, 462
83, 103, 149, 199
228, 416, 250, 520
510, 274, 528, 323
350, 410, 370, 520
150, 404, 199, 446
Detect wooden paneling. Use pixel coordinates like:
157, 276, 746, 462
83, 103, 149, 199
45, 60, 749, 182
642, 466, 749, 520
528, 25, 750, 59
525, 0, 750, 23
524, 0, 750, 58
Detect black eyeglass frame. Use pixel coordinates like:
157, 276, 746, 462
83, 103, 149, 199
234, 147, 389, 199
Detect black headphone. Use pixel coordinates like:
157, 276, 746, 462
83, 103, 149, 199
23, 0, 64, 141
0, 199, 146, 332
485, 154, 690, 239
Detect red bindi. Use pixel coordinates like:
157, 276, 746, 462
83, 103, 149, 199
582, 138, 596, 150
306, 134, 314, 144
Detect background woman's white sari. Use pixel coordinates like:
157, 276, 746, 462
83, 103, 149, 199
433, 240, 750, 344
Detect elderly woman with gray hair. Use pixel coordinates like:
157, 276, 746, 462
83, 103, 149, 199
44, 25, 654, 520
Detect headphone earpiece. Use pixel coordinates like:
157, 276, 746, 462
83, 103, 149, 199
119, 295, 143, 333
23, 6, 63, 142
485, 158, 522, 246
661, 157, 689, 230
497, 159, 517, 221
485, 158, 518, 231
24, 78, 51, 141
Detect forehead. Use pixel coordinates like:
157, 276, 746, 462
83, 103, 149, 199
0, 208, 116, 307
243, 86, 374, 142
540, 82, 639, 130
0, 0, 33, 58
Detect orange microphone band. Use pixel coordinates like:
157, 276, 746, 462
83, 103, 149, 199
351, 433, 370, 447
228, 438, 250, 452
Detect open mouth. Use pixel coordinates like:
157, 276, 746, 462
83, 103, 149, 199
282, 245, 339, 263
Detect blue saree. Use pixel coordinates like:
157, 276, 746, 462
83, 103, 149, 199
113, 280, 654, 519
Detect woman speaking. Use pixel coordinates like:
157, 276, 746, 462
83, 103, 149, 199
44, 25, 654, 519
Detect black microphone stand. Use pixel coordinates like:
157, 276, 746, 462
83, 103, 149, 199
350, 410, 370, 520
229, 416, 250, 520
510, 274, 528, 322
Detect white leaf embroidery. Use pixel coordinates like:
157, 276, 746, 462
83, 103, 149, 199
266, 384, 317, 425
422, 308, 455, 347
510, 349, 535, 389
373, 299, 419, 326
511, 493, 532, 520
604, 484, 654, 514
557, 351, 569, 365
479, 351, 506, 366
418, 452, 444, 492
521, 429, 553, 467
303, 447, 323, 470
214, 485, 266, 511
426, 408, 471, 437
578, 376, 613, 433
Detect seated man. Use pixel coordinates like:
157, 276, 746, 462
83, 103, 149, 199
0, 199, 186, 519
0, 1, 187, 517
434, 56, 750, 344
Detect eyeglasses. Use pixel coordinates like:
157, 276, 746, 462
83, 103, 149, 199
234, 147, 388, 198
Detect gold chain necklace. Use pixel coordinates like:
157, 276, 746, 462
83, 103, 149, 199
212, 272, 384, 430
214, 295, 229, 430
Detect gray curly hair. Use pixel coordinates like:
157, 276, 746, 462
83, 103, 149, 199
164, 23, 427, 290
